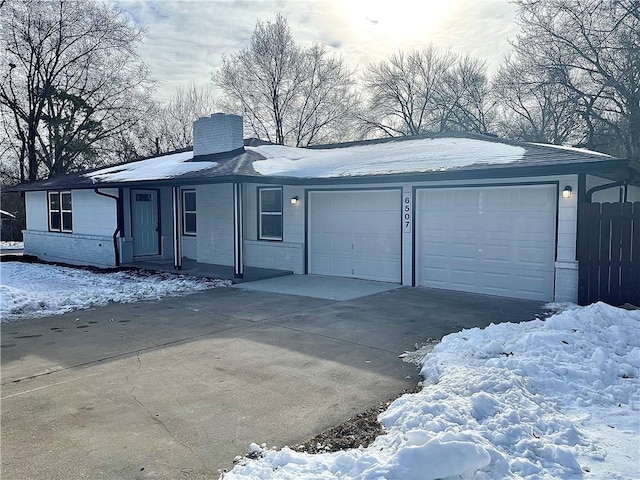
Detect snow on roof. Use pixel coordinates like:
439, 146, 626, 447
87, 151, 216, 183
528, 143, 613, 157
248, 137, 526, 178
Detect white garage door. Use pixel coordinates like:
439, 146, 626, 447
308, 190, 401, 283
416, 185, 556, 301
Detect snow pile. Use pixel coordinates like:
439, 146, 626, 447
249, 138, 526, 178
0, 262, 230, 322
226, 303, 640, 479
87, 150, 215, 182
0, 241, 24, 250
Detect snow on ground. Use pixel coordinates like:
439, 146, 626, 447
226, 303, 640, 480
0, 241, 24, 250
0, 262, 230, 322
249, 138, 526, 178
87, 150, 215, 182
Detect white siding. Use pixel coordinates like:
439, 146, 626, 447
23, 189, 119, 267
72, 189, 118, 236
25, 191, 48, 231
196, 184, 234, 266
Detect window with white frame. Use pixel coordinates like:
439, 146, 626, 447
258, 187, 283, 240
182, 190, 196, 235
48, 191, 72, 232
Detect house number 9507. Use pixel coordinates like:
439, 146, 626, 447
403, 194, 411, 233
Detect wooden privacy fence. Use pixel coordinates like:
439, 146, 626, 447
577, 202, 640, 306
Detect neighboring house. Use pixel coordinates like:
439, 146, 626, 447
1, 209, 16, 241
7, 113, 640, 304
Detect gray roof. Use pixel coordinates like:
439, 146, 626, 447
5, 133, 634, 192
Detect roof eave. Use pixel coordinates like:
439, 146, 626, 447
4, 158, 631, 192
239, 158, 633, 185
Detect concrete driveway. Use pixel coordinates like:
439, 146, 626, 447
1, 279, 544, 479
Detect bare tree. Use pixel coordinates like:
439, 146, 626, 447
512, 0, 640, 162
359, 46, 493, 137
493, 56, 582, 144
359, 46, 456, 136
0, 0, 154, 182
438, 54, 495, 134
154, 82, 218, 152
288, 44, 359, 146
213, 15, 358, 146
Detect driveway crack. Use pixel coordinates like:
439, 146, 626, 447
125, 353, 215, 477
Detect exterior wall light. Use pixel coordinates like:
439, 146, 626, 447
562, 186, 572, 199
290, 196, 299, 205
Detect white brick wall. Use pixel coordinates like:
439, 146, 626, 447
193, 113, 243, 156
555, 261, 579, 303
244, 240, 303, 273
182, 235, 197, 260
24, 230, 116, 267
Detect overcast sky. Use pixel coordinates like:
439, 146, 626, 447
111, 0, 519, 100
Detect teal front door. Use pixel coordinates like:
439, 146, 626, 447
132, 189, 159, 256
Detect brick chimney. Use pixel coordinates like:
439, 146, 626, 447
193, 113, 243, 157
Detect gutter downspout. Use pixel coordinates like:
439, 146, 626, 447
94, 188, 122, 267
585, 171, 636, 203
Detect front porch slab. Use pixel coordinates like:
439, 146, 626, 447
124, 257, 292, 283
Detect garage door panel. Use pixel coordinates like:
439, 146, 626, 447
353, 258, 399, 282
454, 189, 479, 205
517, 216, 555, 235
311, 232, 348, 254
309, 190, 401, 282
521, 188, 555, 208
311, 254, 353, 277
374, 211, 402, 229
484, 271, 510, 286
328, 257, 355, 277
417, 185, 556, 301
450, 269, 478, 288
452, 244, 479, 260
355, 235, 397, 256
329, 214, 355, 231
